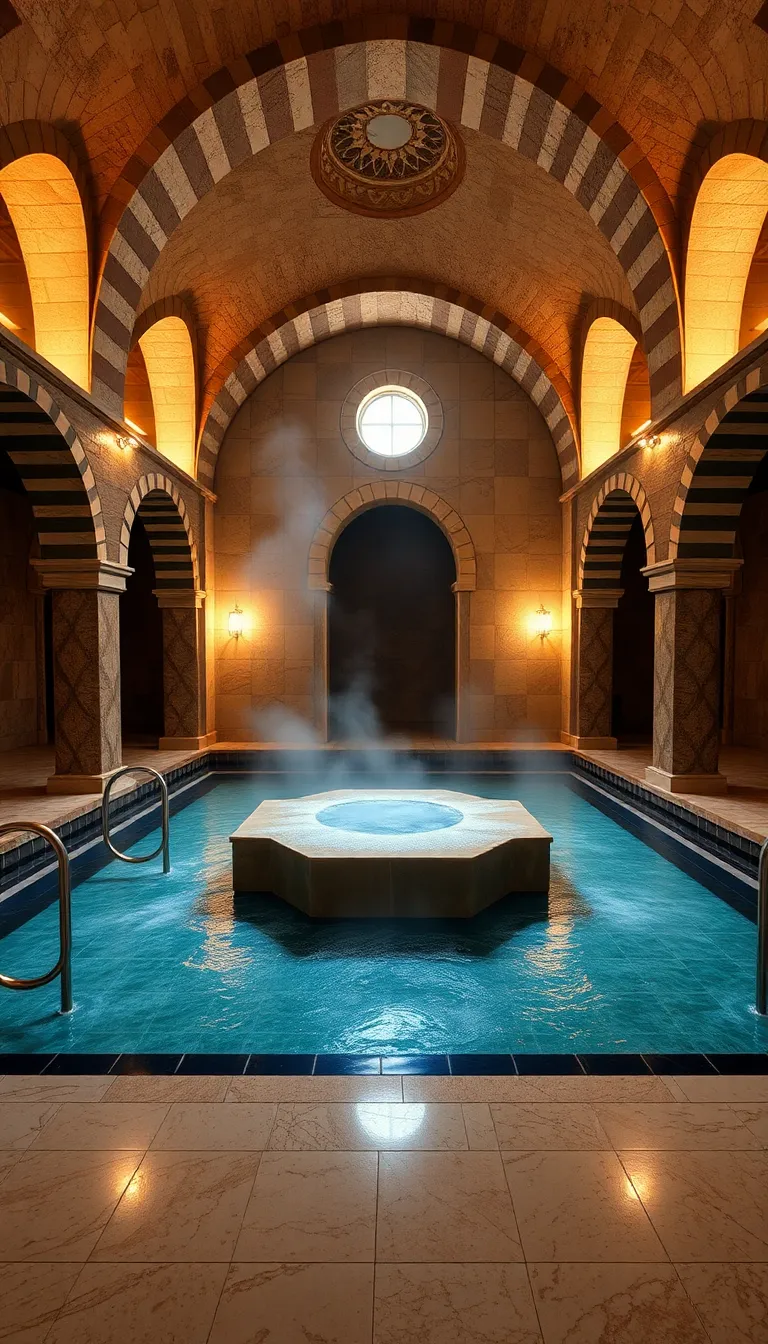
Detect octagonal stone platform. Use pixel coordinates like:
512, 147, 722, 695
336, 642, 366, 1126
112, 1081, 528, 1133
230, 789, 552, 918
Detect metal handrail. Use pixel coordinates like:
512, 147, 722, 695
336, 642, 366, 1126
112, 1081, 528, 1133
0, 821, 72, 1014
102, 766, 170, 873
758, 836, 768, 1016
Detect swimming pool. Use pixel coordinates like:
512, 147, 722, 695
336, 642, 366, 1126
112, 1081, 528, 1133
1, 773, 767, 1056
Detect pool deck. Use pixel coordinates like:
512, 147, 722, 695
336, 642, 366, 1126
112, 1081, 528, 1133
1, 739, 768, 850
0, 1068, 766, 1340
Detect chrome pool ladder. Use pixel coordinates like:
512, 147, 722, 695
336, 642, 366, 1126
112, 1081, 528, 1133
102, 765, 171, 874
758, 836, 768, 1016
0, 821, 73, 1014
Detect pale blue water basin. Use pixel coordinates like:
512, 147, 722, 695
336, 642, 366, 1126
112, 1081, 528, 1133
1, 774, 767, 1055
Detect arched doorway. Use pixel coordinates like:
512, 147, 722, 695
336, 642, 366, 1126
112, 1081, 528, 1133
612, 513, 654, 744
119, 514, 164, 745
328, 504, 456, 739
0, 443, 47, 752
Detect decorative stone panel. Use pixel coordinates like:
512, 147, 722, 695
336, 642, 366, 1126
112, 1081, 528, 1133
161, 606, 203, 740
652, 587, 722, 778
51, 588, 121, 778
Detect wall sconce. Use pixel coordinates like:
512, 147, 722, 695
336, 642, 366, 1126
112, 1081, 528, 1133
113, 431, 138, 452
632, 419, 659, 449
532, 604, 552, 642
124, 417, 146, 437
228, 604, 245, 639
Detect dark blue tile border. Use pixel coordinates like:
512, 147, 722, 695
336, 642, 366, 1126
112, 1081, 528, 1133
1, 1051, 767, 1075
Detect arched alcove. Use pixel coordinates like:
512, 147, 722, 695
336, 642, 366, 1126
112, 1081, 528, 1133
137, 316, 196, 475
328, 504, 457, 739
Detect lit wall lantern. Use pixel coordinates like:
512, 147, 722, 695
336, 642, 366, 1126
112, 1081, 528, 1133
228, 603, 245, 639
113, 431, 138, 452
532, 604, 552, 642
633, 419, 660, 450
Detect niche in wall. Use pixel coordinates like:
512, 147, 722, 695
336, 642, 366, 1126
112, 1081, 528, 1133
328, 504, 456, 738
612, 513, 654, 743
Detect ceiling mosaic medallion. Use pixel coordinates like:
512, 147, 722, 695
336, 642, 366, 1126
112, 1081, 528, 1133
311, 100, 464, 218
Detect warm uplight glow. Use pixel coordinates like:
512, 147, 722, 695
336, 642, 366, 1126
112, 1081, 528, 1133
228, 604, 244, 638
124, 417, 146, 436
531, 605, 552, 641
581, 317, 638, 475
113, 432, 137, 452
685, 153, 768, 391
756, 316, 768, 333
138, 316, 196, 475
0, 309, 20, 331
0, 153, 90, 389
632, 420, 652, 436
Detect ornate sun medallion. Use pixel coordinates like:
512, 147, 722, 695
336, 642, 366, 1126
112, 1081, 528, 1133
311, 100, 464, 218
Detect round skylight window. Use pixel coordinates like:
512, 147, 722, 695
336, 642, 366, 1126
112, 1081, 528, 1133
356, 386, 428, 457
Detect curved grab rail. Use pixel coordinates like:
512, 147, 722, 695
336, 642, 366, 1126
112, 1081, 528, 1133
102, 766, 170, 873
0, 821, 72, 1013
758, 837, 768, 1016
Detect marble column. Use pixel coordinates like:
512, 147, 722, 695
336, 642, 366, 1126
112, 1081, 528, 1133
155, 590, 212, 750
32, 559, 132, 794
566, 589, 623, 749
643, 558, 741, 794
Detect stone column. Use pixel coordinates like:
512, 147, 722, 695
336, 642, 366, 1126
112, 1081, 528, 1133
567, 589, 623, 749
32, 559, 132, 794
155, 590, 212, 750
643, 558, 741, 794
311, 583, 331, 741
453, 587, 472, 743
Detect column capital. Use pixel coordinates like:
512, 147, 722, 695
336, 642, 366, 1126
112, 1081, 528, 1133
153, 589, 206, 609
641, 558, 742, 592
31, 558, 133, 593
573, 588, 623, 609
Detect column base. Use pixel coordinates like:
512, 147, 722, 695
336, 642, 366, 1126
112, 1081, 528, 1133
561, 733, 618, 750
46, 772, 113, 795
645, 766, 728, 795
158, 732, 217, 751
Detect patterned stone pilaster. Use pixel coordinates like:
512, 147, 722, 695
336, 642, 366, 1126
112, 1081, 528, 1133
50, 588, 122, 784
156, 592, 208, 749
568, 590, 622, 749
643, 558, 741, 794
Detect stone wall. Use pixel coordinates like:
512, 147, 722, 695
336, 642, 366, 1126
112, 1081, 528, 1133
213, 326, 563, 743
0, 485, 40, 751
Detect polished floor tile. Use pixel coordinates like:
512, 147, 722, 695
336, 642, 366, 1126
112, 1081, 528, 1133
672, 1076, 768, 1104
236, 1151, 377, 1262
731, 1103, 768, 1147
676, 1261, 768, 1343
226, 1075, 403, 1103
45, 1261, 228, 1344
0, 1101, 59, 1150
374, 1263, 542, 1343
0, 1148, 20, 1184
0, 1075, 113, 1103
91, 1150, 260, 1262
503, 1151, 666, 1263
103, 1076, 228, 1104
31, 1102, 168, 1151
402, 1076, 677, 1104
594, 1103, 760, 1150
0, 1262, 81, 1343
377, 1151, 522, 1262
0, 1148, 143, 1262
207, 1262, 374, 1343
529, 1262, 709, 1343
269, 1102, 467, 1150
462, 1103, 499, 1149
619, 1150, 768, 1261
491, 1104, 609, 1150
151, 1102, 276, 1150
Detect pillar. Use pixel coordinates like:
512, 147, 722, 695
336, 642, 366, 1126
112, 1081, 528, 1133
155, 590, 213, 750
643, 558, 741, 794
565, 589, 623, 749
312, 582, 331, 741
32, 559, 132, 794
454, 586, 472, 743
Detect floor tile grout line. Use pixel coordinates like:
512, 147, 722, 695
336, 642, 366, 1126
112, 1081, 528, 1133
372, 1150, 380, 1344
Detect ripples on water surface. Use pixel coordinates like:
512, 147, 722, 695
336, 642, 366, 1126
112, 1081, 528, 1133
1, 774, 767, 1055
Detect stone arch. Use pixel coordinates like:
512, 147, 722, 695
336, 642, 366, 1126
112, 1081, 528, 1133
198, 281, 579, 488
131, 300, 198, 476
579, 473, 656, 591
670, 358, 768, 560
580, 303, 644, 478
0, 358, 106, 560
308, 481, 477, 593
119, 472, 199, 590
92, 24, 681, 419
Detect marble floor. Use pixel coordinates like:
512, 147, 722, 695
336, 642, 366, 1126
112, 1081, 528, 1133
0, 1071, 766, 1342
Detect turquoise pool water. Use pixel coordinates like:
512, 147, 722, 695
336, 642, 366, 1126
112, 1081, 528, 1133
1, 774, 767, 1055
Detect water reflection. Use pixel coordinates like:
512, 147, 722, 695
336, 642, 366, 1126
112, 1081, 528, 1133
356, 1103, 426, 1143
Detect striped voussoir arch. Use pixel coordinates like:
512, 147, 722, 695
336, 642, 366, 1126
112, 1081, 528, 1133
670, 363, 768, 560
579, 473, 655, 590
197, 285, 579, 488
308, 480, 477, 592
120, 474, 198, 591
92, 21, 681, 419
0, 362, 106, 560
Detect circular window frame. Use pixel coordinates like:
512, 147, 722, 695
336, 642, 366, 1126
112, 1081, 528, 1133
355, 385, 428, 459
340, 369, 443, 470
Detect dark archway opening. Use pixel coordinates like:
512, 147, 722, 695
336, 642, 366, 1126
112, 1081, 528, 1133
119, 516, 164, 745
0, 445, 47, 752
329, 504, 456, 738
611, 513, 654, 744
731, 447, 768, 750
